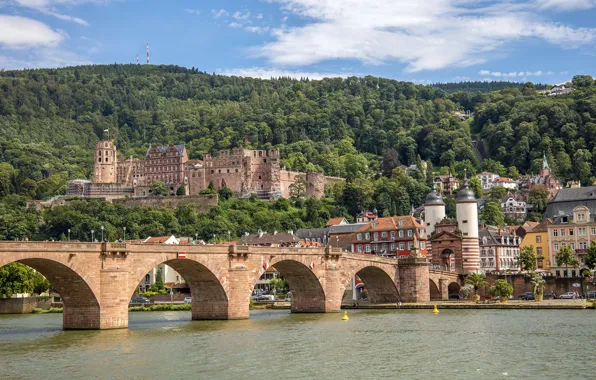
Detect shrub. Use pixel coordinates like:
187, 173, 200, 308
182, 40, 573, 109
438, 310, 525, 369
490, 279, 513, 298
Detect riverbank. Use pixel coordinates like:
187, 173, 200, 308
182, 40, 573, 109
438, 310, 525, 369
342, 299, 595, 310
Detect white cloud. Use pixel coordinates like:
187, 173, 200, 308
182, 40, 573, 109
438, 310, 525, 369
218, 67, 358, 80
13, 0, 96, 25
233, 11, 251, 20
256, 13, 263, 19
246, 26, 271, 34
0, 15, 64, 48
257, 0, 596, 72
228, 22, 243, 28
536, 0, 596, 11
0, 48, 91, 70
185, 8, 200, 15
212, 9, 229, 18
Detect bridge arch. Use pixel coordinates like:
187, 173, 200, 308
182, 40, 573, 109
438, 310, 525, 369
448, 282, 461, 298
429, 279, 441, 301
129, 256, 230, 320
0, 256, 100, 329
251, 257, 327, 313
342, 262, 400, 304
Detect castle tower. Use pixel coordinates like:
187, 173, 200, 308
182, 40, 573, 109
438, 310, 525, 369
455, 171, 480, 273
423, 186, 446, 261
94, 140, 117, 183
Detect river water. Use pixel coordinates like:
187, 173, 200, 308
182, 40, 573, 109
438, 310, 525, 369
0, 309, 594, 379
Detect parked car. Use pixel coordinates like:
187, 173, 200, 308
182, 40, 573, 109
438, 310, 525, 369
257, 295, 275, 301
519, 292, 535, 300
543, 292, 557, 299
130, 297, 151, 304
183, 296, 192, 304
584, 291, 596, 299
559, 292, 577, 299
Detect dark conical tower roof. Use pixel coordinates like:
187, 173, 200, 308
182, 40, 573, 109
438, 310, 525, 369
456, 169, 476, 202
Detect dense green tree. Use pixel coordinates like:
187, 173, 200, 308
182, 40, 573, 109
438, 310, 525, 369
150, 181, 167, 196
468, 176, 483, 198
584, 240, 596, 270
481, 201, 505, 226
528, 185, 549, 214
517, 246, 537, 272
556, 245, 579, 274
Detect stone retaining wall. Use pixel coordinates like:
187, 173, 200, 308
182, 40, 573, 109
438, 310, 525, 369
0, 297, 52, 314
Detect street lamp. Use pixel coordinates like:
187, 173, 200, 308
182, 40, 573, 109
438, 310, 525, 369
123, 227, 127, 242
228, 230, 231, 242
195, 233, 198, 243
100, 225, 104, 242
213, 234, 216, 244
67, 229, 71, 242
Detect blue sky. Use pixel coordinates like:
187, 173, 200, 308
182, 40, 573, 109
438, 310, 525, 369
1, 0, 595, 84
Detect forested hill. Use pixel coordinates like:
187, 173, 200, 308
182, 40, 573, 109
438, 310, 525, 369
432, 81, 548, 93
0, 64, 595, 202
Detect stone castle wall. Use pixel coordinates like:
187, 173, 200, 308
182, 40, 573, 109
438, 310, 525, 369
113, 194, 218, 212
91, 142, 343, 200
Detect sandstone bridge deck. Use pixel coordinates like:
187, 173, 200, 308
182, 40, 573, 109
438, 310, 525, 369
0, 242, 461, 329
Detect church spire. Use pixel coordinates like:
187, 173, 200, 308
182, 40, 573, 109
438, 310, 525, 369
542, 152, 550, 170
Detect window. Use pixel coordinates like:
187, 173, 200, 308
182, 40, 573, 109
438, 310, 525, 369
381, 232, 388, 239
399, 230, 404, 238
570, 243, 575, 250
390, 243, 396, 250
407, 242, 413, 249
580, 242, 587, 249
357, 233, 362, 241
579, 227, 586, 236
537, 247, 542, 255
553, 229, 558, 237
365, 233, 370, 240
561, 229, 566, 237
463, 220, 468, 224
537, 258, 544, 269
365, 244, 371, 252
390, 231, 395, 239
578, 213, 585, 222
407, 230, 413, 237
399, 221, 404, 227
421, 242, 425, 249
569, 228, 574, 236
592, 227, 596, 235
554, 243, 559, 251
357, 245, 363, 253
536, 236, 542, 243
398, 242, 405, 250
374, 232, 379, 241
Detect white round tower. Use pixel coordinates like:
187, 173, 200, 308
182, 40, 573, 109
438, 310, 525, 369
456, 171, 480, 273
424, 188, 446, 261
424, 189, 445, 261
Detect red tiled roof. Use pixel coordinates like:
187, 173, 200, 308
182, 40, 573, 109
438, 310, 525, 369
326, 217, 346, 227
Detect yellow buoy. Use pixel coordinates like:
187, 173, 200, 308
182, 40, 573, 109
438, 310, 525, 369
342, 311, 349, 321
433, 305, 439, 314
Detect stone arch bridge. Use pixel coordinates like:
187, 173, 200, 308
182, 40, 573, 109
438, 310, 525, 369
0, 242, 460, 330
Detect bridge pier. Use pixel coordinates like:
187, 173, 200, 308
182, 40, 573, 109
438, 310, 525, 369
399, 256, 430, 303
439, 278, 449, 301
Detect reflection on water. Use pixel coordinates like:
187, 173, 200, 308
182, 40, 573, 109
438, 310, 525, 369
0, 309, 594, 379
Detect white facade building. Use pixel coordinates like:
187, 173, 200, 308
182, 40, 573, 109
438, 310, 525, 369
476, 172, 500, 191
